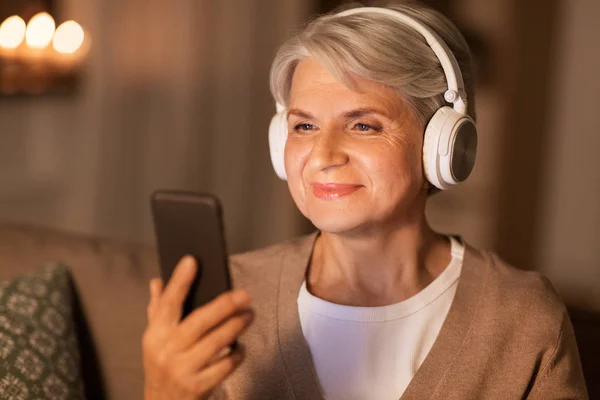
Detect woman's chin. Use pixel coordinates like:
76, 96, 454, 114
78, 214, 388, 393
307, 211, 365, 235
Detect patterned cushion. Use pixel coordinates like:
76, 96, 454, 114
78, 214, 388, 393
0, 264, 84, 399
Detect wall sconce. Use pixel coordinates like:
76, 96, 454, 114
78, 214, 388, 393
0, 12, 90, 96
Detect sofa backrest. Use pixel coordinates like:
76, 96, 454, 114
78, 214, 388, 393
0, 222, 158, 400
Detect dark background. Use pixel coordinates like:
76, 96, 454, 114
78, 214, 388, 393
0, 0, 55, 22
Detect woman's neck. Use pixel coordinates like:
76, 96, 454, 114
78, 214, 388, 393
306, 217, 451, 307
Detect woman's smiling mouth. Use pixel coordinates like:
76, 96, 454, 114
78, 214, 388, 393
311, 183, 362, 200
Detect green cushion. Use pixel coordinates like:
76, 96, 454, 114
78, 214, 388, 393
0, 264, 84, 399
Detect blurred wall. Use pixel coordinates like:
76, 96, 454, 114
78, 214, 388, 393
0, 0, 315, 253
428, 0, 600, 311
535, 0, 600, 311
426, 0, 509, 253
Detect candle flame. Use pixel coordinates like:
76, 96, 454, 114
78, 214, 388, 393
25, 12, 56, 49
53, 21, 85, 54
0, 16, 26, 49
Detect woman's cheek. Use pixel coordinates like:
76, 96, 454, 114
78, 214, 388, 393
366, 142, 421, 195
284, 141, 309, 211
284, 140, 299, 180
285, 138, 311, 179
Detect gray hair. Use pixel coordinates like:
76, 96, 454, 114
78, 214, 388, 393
269, 2, 476, 128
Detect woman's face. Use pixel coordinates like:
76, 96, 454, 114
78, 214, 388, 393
285, 57, 428, 235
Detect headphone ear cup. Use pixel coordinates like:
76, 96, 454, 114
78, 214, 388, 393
423, 107, 478, 190
268, 110, 288, 180
423, 107, 448, 190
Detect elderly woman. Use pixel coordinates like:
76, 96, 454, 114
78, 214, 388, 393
142, 3, 588, 400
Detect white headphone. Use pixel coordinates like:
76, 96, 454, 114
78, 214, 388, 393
268, 7, 477, 190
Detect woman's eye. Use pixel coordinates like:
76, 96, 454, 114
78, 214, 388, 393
294, 123, 315, 132
352, 123, 381, 133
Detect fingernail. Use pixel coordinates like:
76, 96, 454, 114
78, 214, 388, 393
149, 279, 160, 294
182, 256, 195, 272
232, 289, 251, 306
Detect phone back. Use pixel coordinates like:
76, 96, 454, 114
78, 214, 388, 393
151, 190, 232, 317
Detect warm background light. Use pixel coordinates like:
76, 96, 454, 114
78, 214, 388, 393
53, 21, 84, 54
25, 12, 56, 49
0, 16, 26, 49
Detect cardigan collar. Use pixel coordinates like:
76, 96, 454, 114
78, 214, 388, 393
276, 231, 489, 400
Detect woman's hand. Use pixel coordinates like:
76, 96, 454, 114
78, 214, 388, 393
142, 256, 253, 400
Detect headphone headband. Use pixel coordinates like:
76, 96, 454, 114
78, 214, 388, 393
336, 7, 468, 115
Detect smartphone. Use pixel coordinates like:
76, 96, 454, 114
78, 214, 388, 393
150, 190, 233, 319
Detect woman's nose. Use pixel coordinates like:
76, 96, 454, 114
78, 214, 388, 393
307, 128, 349, 173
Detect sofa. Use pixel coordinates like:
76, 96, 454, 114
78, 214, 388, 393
0, 222, 597, 399
0, 222, 158, 399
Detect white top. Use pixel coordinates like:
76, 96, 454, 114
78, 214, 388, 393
297, 237, 465, 400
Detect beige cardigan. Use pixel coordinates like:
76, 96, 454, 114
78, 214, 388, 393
213, 232, 588, 399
